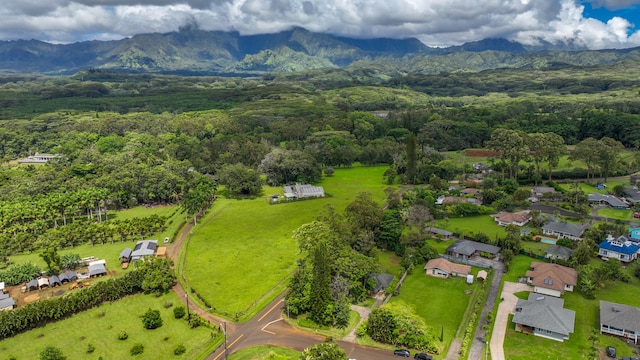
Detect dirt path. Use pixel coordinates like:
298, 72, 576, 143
342, 305, 371, 342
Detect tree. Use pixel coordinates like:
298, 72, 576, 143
528, 132, 566, 181
181, 176, 216, 225
40, 247, 62, 275
60, 253, 81, 270
309, 241, 332, 326
300, 339, 347, 360
142, 308, 163, 329
598, 137, 624, 182
218, 163, 264, 196
570, 138, 601, 180
405, 132, 417, 184
259, 148, 322, 186
39, 346, 66, 360
138, 258, 175, 295
485, 129, 529, 179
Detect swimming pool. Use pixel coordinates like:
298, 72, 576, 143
533, 235, 557, 244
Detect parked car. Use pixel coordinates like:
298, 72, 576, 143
393, 349, 410, 357
414, 353, 433, 360
606, 346, 616, 358
634, 212, 640, 219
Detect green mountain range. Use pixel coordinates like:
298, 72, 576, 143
1, 27, 639, 75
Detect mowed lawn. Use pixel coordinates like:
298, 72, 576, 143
391, 271, 478, 358
435, 216, 506, 240
184, 166, 393, 319
0, 292, 215, 360
503, 256, 640, 360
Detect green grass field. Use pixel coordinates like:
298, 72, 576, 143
0, 292, 216, 360
435, 216, 506, 240
184, 166, 393, 320
597, 208, 633, 221
391, 271, 479, 359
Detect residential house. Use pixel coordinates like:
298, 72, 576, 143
424, 258, 471, 278
532, 186, 557, 198
588, 193, 629, 209
425, 227, 453, 240
542, 221, 588, 241
492, 210, 531, 226
623, 188, 640, 204
526, 262, 578, 297
513, 292, 575, 342
131, 240, 158, 261
446, 240, 500, 260
0, 292, 16, 311
472, 163, 489, 171
600, 301, 640, 344
545, 245, 574, 261
283, 184, 325, 199
435, 196, 482, 205
17, 153, 62, 164
460, 188, 480, 196
598, 235, 640, 263
370, 273, 394, 293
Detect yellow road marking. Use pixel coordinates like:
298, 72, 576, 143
258, 298, 284, 322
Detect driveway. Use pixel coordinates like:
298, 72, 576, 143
489, 281, 532, 360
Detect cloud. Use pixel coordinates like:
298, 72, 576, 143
585, 0, 640, 10
0, 0, 637, 49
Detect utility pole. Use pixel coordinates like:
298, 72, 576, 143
221, 321, 228, 360
185, 293, 190, 320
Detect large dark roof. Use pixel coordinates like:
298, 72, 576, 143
446, 240, 500, 256
600, 301, 640, 333
513, 293, 575, 336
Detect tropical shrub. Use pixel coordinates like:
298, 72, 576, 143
130, 343, 144, 356
142, 308, 163, 329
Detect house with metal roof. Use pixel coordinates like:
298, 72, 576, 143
425, 227, 453, 240
283, 184, 325, 199
598, 235, 640, 263
623, 188, 640, 204
545, 245, 574, 261
513, 292, 575, 342
526, 262, 577, 298
131, 240, 158, 261
446, 240, 500, 260
600, 301, 640, 344
588, 193, 629, 209
542, 221, 588, 241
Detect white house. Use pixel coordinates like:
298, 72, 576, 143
492, 210, 531, 226
526, 262, 577, 298
598, 235, 640, 263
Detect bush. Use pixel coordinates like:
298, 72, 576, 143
130, 343, 144, 356
164, 301, 173, 309
174, 344, 186, 355
173, 306, 186, 319
142, 308, 163, 329
188, 315, 203, 328
39, 346, 66, 360
86, 343, 95, 354
118, 330, 128, 340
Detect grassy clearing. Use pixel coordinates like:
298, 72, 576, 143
377, 251, 403, 276
184, 166, 393, 320
435, 216, 506, 240
597, 208, 633, 221
286, 310, 360, 339
229, 345, 299, 360
0, 292, 216, 360
391, 270, 479, 359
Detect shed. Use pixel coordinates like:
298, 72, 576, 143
0, 294, 16, 310
27, 279, 39, 291
477, 270, 488, 282
119, 248, 132, 263
466, 274, 474, 284
58, 272, 69, 284
88, 263, 107, 277
0, 282, 5, 293
88, 259, 106, 267
49, 275, 61, 287
37, 277, 50, 289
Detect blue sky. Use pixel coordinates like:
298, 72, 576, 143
0, 0, 638, 49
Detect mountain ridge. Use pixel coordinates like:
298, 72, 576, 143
0, 27, 638, 75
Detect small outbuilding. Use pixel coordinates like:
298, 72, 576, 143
0, 292, 16, 310
88, 263, 107, 278
156, 247, 167, 257
37, 277, 50, 289
49, 275, 61, 287
26, 279, 39, 291
466, 274, 474, 284
119, 248, 132, 263
477, 270, 488, 282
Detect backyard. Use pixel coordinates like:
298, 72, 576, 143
435, 215, 506, 240
391, 268, 482, 359
0, 292, 216, 360
183, 166, 394, 320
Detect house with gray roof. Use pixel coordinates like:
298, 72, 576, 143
545, 245, 574, 261
588, 193, 629, 209
88, 263, 107, 277
131, 240, 158, 261
513, 293, 575, 342
446, 240, 500, 260
425, 227, 453, 240
542, 221, 588, 241
600, 301, 640, 344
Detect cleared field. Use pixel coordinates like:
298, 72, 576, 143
435, 216, 506, 240
184, 166, 393, 319
0, 292, 215, 360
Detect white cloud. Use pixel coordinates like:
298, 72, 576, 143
0, 0, 637, 49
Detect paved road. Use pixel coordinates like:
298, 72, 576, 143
490, 282, 532, 360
